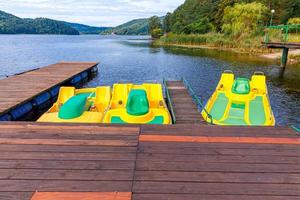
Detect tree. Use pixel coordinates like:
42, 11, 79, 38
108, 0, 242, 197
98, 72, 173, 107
288, 17, 300, 24
163, 12, 172, 33
149, 16, 162, 38
222, 2, 268, 38
183, 17, 214, 34
151, 28, 163, 38
214, 0, 236, 31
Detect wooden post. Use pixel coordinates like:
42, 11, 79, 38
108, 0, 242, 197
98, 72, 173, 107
281, 47, 289, 68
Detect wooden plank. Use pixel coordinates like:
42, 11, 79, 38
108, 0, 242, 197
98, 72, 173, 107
133, 181, 300, 195
0, 180, 132, 192
138, 141, 300, 150
138, 143, 300, 156
0, 169, 133, 181
136, 160, 300, 173
139, 135, 300, 145
0, 123, 140, 135
0, 144, 137, 153
137, 153, 300, 164
31, 192, 132, 200
0, 132, 138, 140
133, 194, 300, 200
0, 138, 137, 146
140, 125, 298, 137
0, 160, 135, 170
0, 192, 33, 200
0, 151, 136, 161
134, 171, 300, 183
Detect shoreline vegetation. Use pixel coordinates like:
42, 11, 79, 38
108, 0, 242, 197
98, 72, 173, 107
148, 1, 300, 64
154, 33, 300, 64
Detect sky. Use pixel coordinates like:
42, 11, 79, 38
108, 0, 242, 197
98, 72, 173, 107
0, 0, 185, 27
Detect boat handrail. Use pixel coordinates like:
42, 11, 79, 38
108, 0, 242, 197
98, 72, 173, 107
182, 77, 213, 125
253, 71, 265, 76
163, 78, 177, 124
223, 70, 233, 74
291, 125, 300, 133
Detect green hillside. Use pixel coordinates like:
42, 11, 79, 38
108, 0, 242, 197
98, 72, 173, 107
102, 18, 149, 35
66, 22, 111, 34
0, 10, 79, 35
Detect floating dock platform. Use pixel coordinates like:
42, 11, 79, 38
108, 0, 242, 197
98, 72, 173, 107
0, 63, 299, 200
0, 62, 98, 121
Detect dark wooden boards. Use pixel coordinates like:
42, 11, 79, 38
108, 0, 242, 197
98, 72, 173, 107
165, 81, 206, 124
0, 122, 299, 200
0, 122, 139, 200
134, 124, 300, 200
0, 62, 98, 114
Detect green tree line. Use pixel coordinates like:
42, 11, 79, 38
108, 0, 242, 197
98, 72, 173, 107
0, 10, 79, 35
148, 0, 299, 39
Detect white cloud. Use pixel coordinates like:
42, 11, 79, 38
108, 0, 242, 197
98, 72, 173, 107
0, 0, 185, 26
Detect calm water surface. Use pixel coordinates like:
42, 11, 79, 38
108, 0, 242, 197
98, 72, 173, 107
0, 35, 299, 126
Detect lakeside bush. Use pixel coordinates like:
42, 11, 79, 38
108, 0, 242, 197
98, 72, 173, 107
156, 33, 267, 53
222, 2, 268, 38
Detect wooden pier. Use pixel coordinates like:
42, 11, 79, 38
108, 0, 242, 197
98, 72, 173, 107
262, 42, 300, 68
0, 63, 299, 200
0, 122, 299, 200
0, 62, 98, 120
165, 81, 205, 124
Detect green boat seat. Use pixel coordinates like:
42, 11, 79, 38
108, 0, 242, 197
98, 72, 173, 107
209, 93, 229, 121
249, 96, 266, 125
126, 89, 149, 116
111, 116, 164, 124
232, 78, 250, 95
58, 93, 91, 119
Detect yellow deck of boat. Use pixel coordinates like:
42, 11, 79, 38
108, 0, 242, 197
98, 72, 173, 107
0, 63, 299, 200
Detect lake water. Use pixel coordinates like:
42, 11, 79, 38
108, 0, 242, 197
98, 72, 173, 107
0, 35, 299, 126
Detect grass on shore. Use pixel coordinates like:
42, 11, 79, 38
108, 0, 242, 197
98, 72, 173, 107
155, 32, 300, 54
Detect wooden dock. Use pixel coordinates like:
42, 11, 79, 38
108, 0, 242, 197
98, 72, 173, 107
0, 122, 299, 200
262, 42, 300, 68
1, 62, 300, 200
262, 42, 300, 49
0, 62, 98, 120
165, 81, 206, 124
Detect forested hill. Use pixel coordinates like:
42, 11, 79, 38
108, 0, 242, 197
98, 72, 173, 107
102, 17, 164, 35
164, 0, 300, 34
65, 22, 111, 34
0, 10, 79, 35
102, 18, 149, 35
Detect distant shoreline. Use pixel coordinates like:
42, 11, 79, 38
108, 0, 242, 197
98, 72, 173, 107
154, 41, 300, 64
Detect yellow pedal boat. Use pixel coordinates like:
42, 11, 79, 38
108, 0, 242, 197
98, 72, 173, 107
37, 86, 111, 123
103, 83, 171, 124
202, 71, 275, 126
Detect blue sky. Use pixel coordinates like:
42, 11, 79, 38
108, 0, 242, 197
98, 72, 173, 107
0, 0, 185, 26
